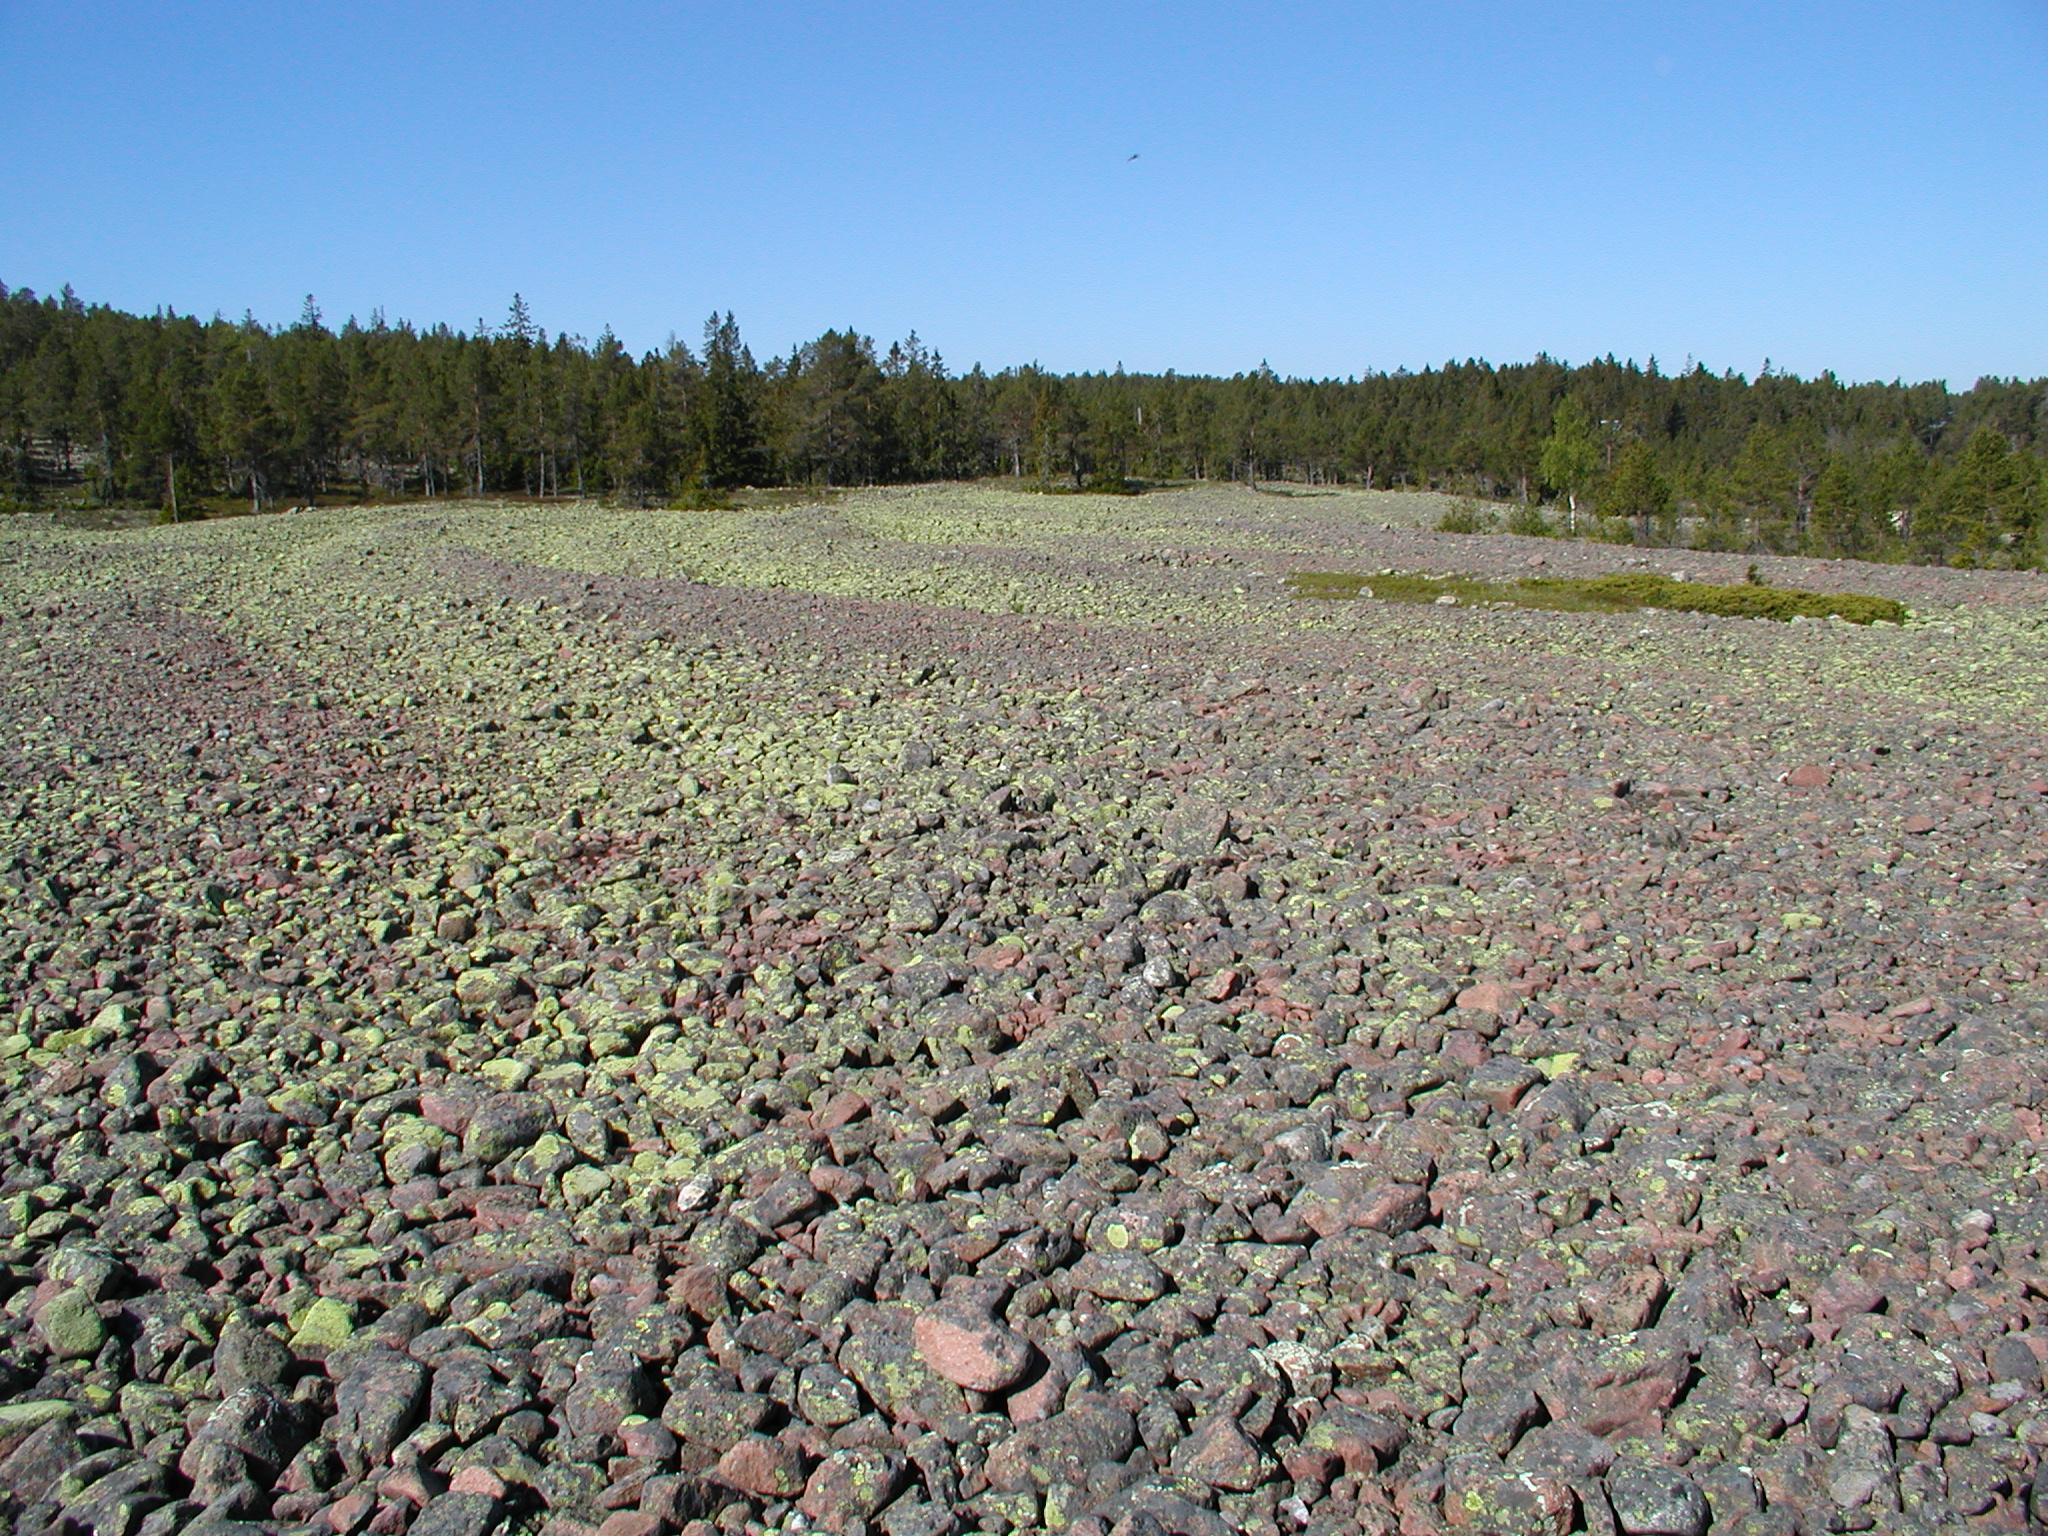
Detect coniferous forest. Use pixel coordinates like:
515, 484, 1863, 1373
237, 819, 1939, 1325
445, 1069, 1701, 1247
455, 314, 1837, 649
2, 282, 2042, 567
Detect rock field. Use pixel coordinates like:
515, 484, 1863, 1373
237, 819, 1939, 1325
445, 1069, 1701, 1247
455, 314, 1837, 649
1, 482, 2046, 1536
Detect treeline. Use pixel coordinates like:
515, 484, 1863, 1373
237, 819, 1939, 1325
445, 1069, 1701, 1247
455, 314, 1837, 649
1, 283, 2042, 565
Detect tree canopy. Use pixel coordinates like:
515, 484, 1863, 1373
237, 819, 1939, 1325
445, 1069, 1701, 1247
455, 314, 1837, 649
1, 282, 2041, 567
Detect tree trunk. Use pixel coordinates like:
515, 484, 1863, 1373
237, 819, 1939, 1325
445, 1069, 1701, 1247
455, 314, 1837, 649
166, 454, 178, 522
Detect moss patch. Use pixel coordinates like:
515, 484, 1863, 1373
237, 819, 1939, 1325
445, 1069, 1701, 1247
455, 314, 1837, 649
1287, 569, 1908, 625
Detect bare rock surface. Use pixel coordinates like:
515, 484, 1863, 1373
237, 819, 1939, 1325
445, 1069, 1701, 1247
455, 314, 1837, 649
1, 483, 2046, 1533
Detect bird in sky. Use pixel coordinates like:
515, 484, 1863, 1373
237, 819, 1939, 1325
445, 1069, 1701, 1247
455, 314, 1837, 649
1127, 152, 1140, 162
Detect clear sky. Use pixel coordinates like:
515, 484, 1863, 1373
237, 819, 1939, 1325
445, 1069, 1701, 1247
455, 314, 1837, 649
3, 2, 2043, 386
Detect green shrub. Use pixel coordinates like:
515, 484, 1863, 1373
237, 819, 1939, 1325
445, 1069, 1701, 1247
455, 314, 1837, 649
669, 482, 734, 511
1435, 498, 1495, 534
1020, 473, 1143, 496
1505, 504, 1553, 537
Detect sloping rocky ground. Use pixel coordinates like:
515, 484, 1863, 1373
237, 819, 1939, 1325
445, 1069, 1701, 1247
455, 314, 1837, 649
1, 484, 2045, 1536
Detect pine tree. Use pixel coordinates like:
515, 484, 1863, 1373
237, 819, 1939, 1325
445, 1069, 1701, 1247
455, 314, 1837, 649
882, 332, 957, 481
209, 348, 281, 513
1727, 424, 1800, 552
607, 357, 681, 503
1924, 427, 2033, 566
1868, 435, 1926, 556
1602, 439, 1671, 544
134, 320, 204, 516
791, 330, 884, 487
1808, 454, 1871, 559
276, 297, 344, 492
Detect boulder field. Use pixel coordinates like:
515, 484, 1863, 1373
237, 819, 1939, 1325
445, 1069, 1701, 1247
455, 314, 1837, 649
0, 484, 2044, 1535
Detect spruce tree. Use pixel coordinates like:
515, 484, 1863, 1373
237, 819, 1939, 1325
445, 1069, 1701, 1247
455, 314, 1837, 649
692, 312, 761, 489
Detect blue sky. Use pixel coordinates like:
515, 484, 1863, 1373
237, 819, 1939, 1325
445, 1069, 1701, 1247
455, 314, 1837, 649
3, 2, 2043, 385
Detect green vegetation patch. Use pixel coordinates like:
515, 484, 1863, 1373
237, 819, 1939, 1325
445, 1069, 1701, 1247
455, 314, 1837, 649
1018, 473, 1146, 496
1287, 569, 1908, 625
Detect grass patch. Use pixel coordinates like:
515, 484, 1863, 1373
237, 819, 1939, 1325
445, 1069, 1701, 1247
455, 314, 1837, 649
733, 485, 847, 509
1247, 481, 1341, 498
1287, 569, 1908, 624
